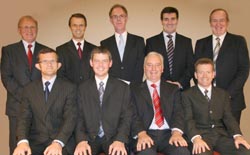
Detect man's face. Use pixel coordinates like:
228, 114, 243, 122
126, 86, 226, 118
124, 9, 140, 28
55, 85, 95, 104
195, 64, 215, 89
35, 53, 61, 78
18, 19, 37, 43
69, 17, 86, 40
144, 54, 163, 83
210, 10, 228, 36
161, 13, 178, 34
90, 53, 112, 80
110, 7, 127, 33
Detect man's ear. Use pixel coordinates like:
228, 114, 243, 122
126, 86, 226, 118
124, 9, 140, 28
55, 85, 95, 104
57, 62, 62, 69
35, 63, 41, 70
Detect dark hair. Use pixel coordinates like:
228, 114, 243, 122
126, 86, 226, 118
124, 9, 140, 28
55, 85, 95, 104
37, 48, 58, 62
109, 4, 128, 17
18, 15, 38, 28
91, 46, 112, 61
209, 8, 229, 22
160, 7, 179, 20
68, 13, 87, 26
194, 58, 214, 72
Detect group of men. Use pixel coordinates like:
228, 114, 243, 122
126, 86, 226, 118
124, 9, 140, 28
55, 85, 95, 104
1, 3, 250, 155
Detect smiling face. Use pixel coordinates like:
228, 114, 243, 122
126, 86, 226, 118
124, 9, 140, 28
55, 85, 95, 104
210, 10, 229, 36
69, 17, 86, 41
18, 18, 38, 43
195, 64, 215, 89
161, 13, 178, 34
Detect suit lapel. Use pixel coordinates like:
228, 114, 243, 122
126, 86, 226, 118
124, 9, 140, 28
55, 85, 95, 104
17, 41, 30, 70
216, 33, 230, 62
110, 35, 122, 63
139, 82, 153, 107
102, 77, 115, 105
122, 33, 133, 63
158, 32, 167, 54
68, 40, 79, 58
160, 82, 173, 122
34, 80, 47, 114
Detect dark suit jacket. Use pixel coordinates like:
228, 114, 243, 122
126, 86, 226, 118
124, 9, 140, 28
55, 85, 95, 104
100, 33, 145, 83
130, 80, 185, 136
194, 33, 250, 111
75, 76, 133, 144
56, 40, 96, 84
1, 41, 48, 116
182, 86, 241, 140
146, 32, 194, 90
17, 78, 77, 146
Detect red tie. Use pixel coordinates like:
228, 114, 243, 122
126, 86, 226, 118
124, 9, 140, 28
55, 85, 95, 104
77, 42, 82, 59
27, 44, 33, 70
151, 84, 164, 127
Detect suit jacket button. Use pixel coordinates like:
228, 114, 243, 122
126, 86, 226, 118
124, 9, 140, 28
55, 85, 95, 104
209, 110, 213, 114
121, 66, 124, 69
211, 124, 215, 128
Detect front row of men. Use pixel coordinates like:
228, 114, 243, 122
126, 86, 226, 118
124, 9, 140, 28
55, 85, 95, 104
13, 47, 250, 155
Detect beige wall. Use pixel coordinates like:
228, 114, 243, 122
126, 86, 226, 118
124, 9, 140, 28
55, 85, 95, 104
1, 0, 249, 154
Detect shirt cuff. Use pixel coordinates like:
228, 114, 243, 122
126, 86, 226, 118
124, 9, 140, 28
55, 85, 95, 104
17, 139, 29, 146
191, 135, 202, 143
171, 128, 183, 134
53, 139, 65, 147
233, 134, 242, 139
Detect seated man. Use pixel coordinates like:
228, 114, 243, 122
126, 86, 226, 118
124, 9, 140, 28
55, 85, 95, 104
182, 58, 250, 155
13, 48, 77, 155
130, 52, 190, 155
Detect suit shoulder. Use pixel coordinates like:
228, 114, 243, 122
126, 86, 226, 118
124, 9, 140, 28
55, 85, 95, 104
196, 35, 211, 42
177, 33, 192, 41
146, 33, 161, 42
36, 42, 48, 48
128, 33, 144, 40
85, 41, 96, 48
100, 35, 114, 44
56, 41, 69, 49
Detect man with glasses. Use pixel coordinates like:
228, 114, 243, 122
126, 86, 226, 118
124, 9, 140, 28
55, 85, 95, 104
1, 15, 48, 155
101, 4, 145, 84
13, 48, 77, 155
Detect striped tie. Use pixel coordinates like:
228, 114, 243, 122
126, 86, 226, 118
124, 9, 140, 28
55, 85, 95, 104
151, 84, 164, 127
167, 35, 174, 75
213, 37, 220, 63
98, 81, 105, 137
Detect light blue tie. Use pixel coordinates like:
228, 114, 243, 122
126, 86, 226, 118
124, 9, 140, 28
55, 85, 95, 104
98, 81, 104, 137
118, 34, 125, 61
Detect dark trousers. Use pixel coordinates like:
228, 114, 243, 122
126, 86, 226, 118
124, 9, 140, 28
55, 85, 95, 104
132, 130, 190, 155
190, 130, 250, 155
9, 116, 17, 155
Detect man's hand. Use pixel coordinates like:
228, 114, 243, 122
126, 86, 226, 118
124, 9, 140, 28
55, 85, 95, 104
166, 80, 182, 88
109, 141, 127, 155
192, 136, 210, 154
137, 131, 154, 151
13, 142, 31, 155
234, 136, 250, 150
169, 130, 188, 147
44, 141, 62, 155
74, 141, 92, 155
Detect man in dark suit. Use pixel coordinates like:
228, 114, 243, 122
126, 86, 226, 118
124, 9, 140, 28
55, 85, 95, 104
146, 7, 194, 90
56, 13, 96, 84
182, 58, 250, 155
130, 52, 190, 155
100, 4, 145, 84
194, 8, 249, 124
1, 15, 48, 155
74, 47, 133, 155
12, 48, 77, 155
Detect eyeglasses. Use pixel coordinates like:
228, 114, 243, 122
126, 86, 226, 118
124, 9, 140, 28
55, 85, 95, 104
111, 14, 127, 20
39, 60, 57, 65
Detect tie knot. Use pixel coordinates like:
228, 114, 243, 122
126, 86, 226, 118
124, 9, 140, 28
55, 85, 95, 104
151, 84, 157, 89
77, 42, 81, 46
216, 37, 220, 41
45, 81, 50, 87
204, 89, 208, 94
99, 81, 104, 87
167, 35, 172, 39
28, 44, 32, 49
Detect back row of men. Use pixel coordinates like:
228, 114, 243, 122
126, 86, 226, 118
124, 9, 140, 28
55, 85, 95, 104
1, 4, 249, 155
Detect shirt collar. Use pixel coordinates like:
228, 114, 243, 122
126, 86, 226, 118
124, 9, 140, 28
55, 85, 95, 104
95, 74, 109, 89
42, 75, 57, 91
22, 40, 35, 52
72, 39, 85, 49
197, 84, 212, 95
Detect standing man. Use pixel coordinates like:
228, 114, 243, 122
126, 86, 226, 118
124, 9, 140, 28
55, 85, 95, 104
146, 7, 194, 90
101, 4, 145, 84
56, 13, 96, 84
13, 48, 77, 155
130, 52, 190, 155
74, 46, 133, 155
182, 58, 250, 155
194, 8, 249, 124
1, 15, 48, 155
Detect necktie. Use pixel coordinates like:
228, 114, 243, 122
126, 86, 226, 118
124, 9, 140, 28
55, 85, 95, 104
213, 37, 220, 63
44, 81, 50, 103
118, 34, 125, 61
98, 81, 105, 137
151, 84, 164, 127
204, 89, 210, 102
167, 35, 174, 75
27, 44, 33, 70
77, 42, 82, 59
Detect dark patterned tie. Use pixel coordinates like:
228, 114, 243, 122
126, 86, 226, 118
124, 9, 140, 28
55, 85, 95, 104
151, 84, 164, 127
98, 81, 104, 137
27, 44, 33, 70
77, 42, 82, 59
204, 89, 210, 102
167, 35, 174, 75
44, 81, 50, 103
